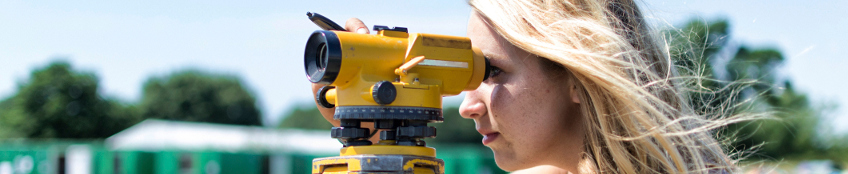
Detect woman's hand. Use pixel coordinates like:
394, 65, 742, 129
310, 17, 382, 142
311, 17, 369, 127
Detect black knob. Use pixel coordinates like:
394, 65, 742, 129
372, 81, 396, 105
316, 86, 335, 108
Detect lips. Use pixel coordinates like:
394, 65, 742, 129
478, 128, 500, 145
482, 132, 500, 145
476, 122, 499, 145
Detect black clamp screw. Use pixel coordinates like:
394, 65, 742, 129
373, 25, 408, 33
397, 126, 437, 138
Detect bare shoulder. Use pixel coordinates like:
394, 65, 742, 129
511, 165, 571, 174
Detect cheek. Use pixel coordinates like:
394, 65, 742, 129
488, 84, 523, 130
493, 78, 572, 144
490, 81, 561, 137
487, 80, 573, 169
489, 84, 527, 140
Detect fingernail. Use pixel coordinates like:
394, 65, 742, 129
356, 28, 368, 34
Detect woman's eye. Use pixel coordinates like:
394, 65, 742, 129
487, 66, 503, 79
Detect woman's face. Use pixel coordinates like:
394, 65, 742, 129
460, 11, 585, 171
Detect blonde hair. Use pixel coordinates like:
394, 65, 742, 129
469, 0, 750, 173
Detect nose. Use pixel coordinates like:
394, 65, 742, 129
459, 89, 487, 119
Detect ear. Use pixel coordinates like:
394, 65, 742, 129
568, 76, 581, 104
570, 84, 581, 104
561, 69, 581, 104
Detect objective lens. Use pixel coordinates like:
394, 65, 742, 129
317, 43, 327, 69
304, 30, 341, 84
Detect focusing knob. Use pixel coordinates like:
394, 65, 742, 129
372, 81, 397, 105
316, 86, 335, 108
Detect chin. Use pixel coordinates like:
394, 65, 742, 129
490, 147, 523, 172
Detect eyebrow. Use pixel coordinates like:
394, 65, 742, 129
483, 54, 509, 70
482, 51, 504, 60
483, 50, 513, 62
482, 52, 500, 62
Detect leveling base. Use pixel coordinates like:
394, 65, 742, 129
312, 145, 444, 174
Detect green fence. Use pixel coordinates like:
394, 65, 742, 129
434, 144, 507, 174
1, 141, 505, 174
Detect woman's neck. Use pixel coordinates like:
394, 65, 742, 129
511, 158, 596, 174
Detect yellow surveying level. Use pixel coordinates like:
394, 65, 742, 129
304, 12, 491, 173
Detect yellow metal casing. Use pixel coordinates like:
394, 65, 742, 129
339, 145, 435, 156
304, 26, 487, 174
312, 146, 443, 174
325, 30, 486, 109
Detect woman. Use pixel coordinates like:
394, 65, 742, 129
314, 0, 741, 173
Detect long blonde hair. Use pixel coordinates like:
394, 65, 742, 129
469, 0, 748, 173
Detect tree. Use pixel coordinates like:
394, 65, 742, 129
0, 61, 137, 139
668, 19, 732, 110
669, 18, 842, 160
139, 70, 262, 126
278, 105, 333, 130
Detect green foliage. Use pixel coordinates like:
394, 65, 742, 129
727, 47, 785, 97
671, 18, 844, 160
726, 82, 825, 159
670, 19, 730, 84
0, 61, 138, 139
668, 19, 734, 110
278, 105, 333, 130
431, 106, 480, 144
139, 70, 262, 126
0, 61, 264, 139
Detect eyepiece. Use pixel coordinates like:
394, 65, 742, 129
482, 57, 491, 82
305, 30, 342, 84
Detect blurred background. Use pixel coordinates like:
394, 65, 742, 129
1, 0, 846, 173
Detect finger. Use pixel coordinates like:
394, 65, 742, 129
345, 18, 369, 34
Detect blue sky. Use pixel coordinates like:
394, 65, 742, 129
1, 0, 846, 131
